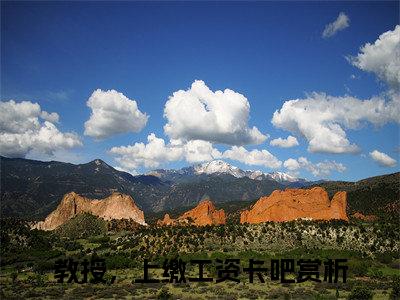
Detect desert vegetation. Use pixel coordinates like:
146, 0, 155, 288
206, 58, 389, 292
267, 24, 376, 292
1, 214, 399, 299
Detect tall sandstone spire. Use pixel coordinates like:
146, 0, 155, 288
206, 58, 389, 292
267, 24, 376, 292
34, 192, 146, 230
240, 187, 348, 223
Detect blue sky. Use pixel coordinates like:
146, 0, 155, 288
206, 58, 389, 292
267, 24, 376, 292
1, 1, 399, 181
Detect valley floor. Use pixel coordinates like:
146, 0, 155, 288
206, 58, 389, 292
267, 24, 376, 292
0, 273, 397, 299
0, 217, 399, 299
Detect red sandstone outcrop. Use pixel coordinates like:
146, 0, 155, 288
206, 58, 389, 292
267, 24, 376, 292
157, 213, 175, 226
157, 199, 226, 226
352, 212, 378, 221
240, 187, 348, 224
33, 192, 146, 230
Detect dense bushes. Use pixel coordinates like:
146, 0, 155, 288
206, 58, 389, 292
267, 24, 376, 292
0, 218, 53, 253
391, 277, 400, 300
105, 253, 138, 269
348, 285, 373, 300
54, 213, 107, 239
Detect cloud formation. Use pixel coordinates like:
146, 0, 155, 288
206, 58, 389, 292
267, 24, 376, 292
110, 132, 282, 173
109, 133, 183, 170
349, 25, 400, 89
0, 100, 82, 158
223, 146, 282, 169
284, 157, 346, 177
283, 158, 300, 171
109, 133, 222, 173
163, 80, 267, 146
84, 89, 148, 139
369, 150, 397, 167
322, 12, 350, 38
270, 135, 299, 148
182, 139, 222, 163
273, 27, 400, 155
271, 92, 399, 154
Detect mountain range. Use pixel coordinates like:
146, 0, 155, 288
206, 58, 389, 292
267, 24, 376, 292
148, 160, 304, 183
0, 156, 299, 219
1, 156, 398, 220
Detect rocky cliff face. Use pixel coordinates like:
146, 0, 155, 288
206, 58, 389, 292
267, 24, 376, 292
33, 192, 146, 230
157, 199, 226, 226
240, 187, 348, 223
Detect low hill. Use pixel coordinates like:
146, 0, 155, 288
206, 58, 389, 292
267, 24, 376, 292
54, 213, 108, 239
312, 172, 400, 216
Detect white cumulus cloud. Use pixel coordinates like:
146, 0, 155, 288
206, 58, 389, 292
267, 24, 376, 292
284, 157, 346, 177
369, 150, 397, 167
109, 133, 183, 170
322, 12, 350, 38
270, 135, 299, 148
40, 111, 59, 123
0, 100, 82, 158
163, 80, 267, 146
84, 89, 148, 139
271, 92, 399, 154
223, 146, 282, 169
110, 132, 283, 172
349, 25, 400, 89
182, 139, 222, 163
283, 158, 300, 171
109, 134, 221, 173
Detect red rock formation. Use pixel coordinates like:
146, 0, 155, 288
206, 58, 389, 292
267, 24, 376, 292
240, 187, 348, 224
352, 212, 378, 221
157, 199, 226, 226
33, 192, 146, 230
156, 213, 175, 226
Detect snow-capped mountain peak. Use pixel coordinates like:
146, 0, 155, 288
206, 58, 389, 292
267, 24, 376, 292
193, 160, 303, 183
194, 160, 245, 178
265, 171, 299, 182
148, 160, 305, 184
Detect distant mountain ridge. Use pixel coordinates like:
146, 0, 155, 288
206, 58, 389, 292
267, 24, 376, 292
148, 160, 304, 183
1, 156, 286, 219
0, 156, 168, 219
1, 156, 398, 220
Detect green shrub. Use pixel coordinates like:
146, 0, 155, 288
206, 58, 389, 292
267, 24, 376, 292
390, 277, 400, 300
348, 285, 373, 300
26, 274, 46, 287
350, 260, 369, 276
33, 259, 54, 274
89, 235, 110, 244
378, 252, 394, 264
157, 287, 172, 299
105, 253, 137, 269
368, 268, 384, 279
10, 272, 18, 283
64, 240, 84, 251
